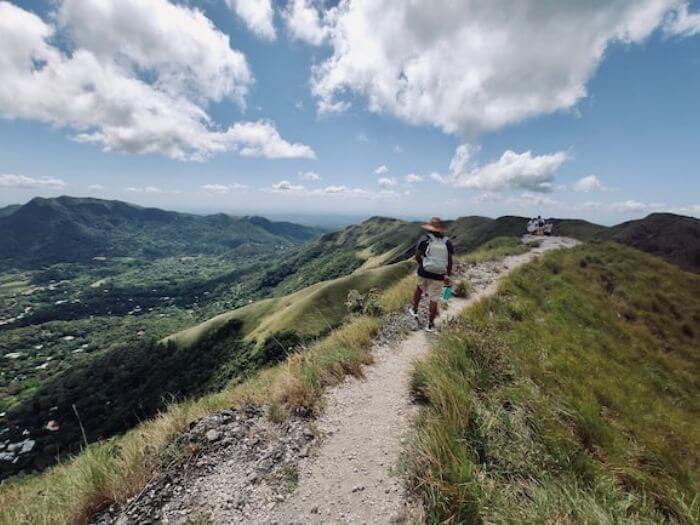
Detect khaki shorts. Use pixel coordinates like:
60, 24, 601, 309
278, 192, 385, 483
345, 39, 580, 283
417, 276, 444, 302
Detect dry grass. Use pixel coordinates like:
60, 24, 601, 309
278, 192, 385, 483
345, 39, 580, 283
380, 273, 416, 312
0, 316, 380, 525
274, 316, 379, 415
0, 397, 218, 525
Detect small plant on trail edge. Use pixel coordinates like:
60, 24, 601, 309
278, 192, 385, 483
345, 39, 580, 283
362, 288, 383, 316
345, 288, 383, 317
267, 399, 287, 423
452, 279, 472, 298
345, 289, 365, 314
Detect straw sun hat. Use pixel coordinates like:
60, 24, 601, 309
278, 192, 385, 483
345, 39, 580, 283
421, 217, 447, 233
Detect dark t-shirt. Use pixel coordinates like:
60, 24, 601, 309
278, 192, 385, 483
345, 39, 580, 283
416, 234, 454, 280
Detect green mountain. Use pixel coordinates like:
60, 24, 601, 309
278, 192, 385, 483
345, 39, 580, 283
267, 213, 700, 290
446, 212, 700, 273
0, 196, 321, 269
599, 212, 700, 273
0, 204, 20, 218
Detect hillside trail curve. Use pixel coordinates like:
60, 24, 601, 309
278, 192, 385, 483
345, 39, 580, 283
102, 235, 578, 525
263, 235, 579, 524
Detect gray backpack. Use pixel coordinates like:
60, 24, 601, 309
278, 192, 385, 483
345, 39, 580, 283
423, 234, 449, 274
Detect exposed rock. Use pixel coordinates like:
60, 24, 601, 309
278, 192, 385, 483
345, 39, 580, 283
92, 405, 314, 525
205, 429, 221, 443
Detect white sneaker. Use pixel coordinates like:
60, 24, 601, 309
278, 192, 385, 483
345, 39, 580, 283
425, 324, 436, 333
408, 306, 418, 318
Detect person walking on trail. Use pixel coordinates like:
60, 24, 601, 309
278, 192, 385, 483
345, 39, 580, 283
409, 217, 453, 332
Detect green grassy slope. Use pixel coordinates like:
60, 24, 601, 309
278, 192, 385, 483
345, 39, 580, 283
253, 217, 421, 296
409, 242, 700, 523
167, 260, 413, 348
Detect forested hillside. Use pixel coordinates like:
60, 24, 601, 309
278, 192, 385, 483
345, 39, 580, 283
0, 196, 320, 269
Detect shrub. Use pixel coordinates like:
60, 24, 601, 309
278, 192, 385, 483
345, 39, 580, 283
344, 288, 383, 317
362, 288, 383, 317
452, 279, 472, 298
344, 289, 364, 314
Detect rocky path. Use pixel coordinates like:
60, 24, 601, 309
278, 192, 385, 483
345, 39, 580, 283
97, 236, 577, 525
264, 235, 578, 525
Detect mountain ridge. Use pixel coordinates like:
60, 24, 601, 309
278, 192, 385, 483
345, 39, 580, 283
0, 196, 322, 268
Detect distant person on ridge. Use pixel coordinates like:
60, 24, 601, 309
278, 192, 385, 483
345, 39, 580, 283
409, 217, 453, 332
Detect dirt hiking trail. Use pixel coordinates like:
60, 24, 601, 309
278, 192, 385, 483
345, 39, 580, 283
265, 235, 578, 524
97, 236, 577, 525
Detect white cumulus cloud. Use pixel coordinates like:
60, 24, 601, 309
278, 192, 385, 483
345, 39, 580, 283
373, 165, 389, 175
0, 174, 67, 189
0, 1, 313, 161
299, 170, 322, 180
311, 0, 687, 133
87, 184, 104, 190
202, 183, 247, 194
378, 177, 398, 189
404, 173, 424, 183
444, 145, 569, 193
574, 175, 607, 192
664, 2, 700, 36
268, 181, 391, 200
226, 0, 276, 40
56, 0, 251, 104
283, 0, 328, 45
271, 180, 306, 192
449, 144, 480, 176
126, 186, 163, 193
224, 120, 316, 159
670, 204, 700, 217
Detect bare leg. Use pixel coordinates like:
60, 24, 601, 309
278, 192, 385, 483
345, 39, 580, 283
412, 286, 423, 312
429, 300, 438, 326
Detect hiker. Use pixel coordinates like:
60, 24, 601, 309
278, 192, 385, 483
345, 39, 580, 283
409, 217, 453, 332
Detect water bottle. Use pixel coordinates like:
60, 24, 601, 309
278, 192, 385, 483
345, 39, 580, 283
442, 285, 453, 300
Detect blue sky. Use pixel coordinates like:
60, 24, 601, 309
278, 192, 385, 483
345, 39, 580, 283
0, 0, 699, 225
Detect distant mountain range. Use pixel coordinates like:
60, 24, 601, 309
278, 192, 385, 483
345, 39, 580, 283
1, 196, 698, 273
361, 213, 699, 273
0, 196, 321, 268
445, 213, 699, 274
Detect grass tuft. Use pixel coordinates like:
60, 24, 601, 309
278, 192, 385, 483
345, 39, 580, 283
274, 316, 379, 415
380, 273, 416, 312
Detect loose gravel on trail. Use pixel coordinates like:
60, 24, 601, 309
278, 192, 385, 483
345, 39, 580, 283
97, 236, 578, 525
